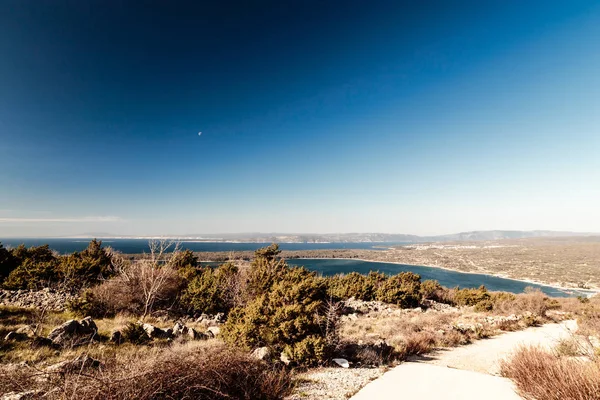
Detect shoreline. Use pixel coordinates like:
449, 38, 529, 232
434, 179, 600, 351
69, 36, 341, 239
288, 257, 600, 296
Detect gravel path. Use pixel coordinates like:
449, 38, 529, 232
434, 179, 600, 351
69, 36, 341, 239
350, 320, 577, 400
286, 367, 386, 400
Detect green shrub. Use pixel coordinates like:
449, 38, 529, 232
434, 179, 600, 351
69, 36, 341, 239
0, 242, 19, 283
3, 261, 60, 290
180, 263, 240, 315
181, 268, 222, 314
474, 299, 495, 312
328, 272, 369, 300
245, 244, 289, 300
282, 335, 327, 367
59, 239, 115, 288
327, 271, 388, 301
122, 322, 151, 345
66, 289, 108, 317
3, 244, 61, 290
452, 286, 490, 307
3, 240, 115, 291
375, 272, 422, 308
222, 246, 330, 366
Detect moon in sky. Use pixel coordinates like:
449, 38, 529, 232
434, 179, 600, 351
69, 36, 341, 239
198, 132, 202, 136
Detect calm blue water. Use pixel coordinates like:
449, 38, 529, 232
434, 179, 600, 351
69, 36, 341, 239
0, 238, 396, 254
286, 258, 587, 298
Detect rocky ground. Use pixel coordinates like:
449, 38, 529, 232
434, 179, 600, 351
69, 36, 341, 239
286, 367, 385, 400
0, 289, 74, 311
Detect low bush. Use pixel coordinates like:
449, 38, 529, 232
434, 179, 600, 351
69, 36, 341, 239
397, 331, 437, 359
328, 272, 372, 300
451, 285, 490, 307
223, 246, 332, 366
0, 242, 19, 283
501, 346, 600, 400
68, 261, 183, 318
0, 342, 293, 400
3, 245, 61, 290
3, 241, 115, 291
121, 322, 151, 345
491, 288, 554, 317
375, 272, 421, 308
180, 262, 242, 315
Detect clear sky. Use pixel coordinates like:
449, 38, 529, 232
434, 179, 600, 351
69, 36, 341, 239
1, 1, 599, 237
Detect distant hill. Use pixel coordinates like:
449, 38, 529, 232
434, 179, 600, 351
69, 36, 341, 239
66, 230, 597, 243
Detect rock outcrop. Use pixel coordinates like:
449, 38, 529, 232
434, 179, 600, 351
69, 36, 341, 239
47, 317, 97, 346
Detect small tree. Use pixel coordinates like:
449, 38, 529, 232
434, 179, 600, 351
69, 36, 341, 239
138, 239, 184, 318
59, 239, 115, 289
69, 240, 184, 318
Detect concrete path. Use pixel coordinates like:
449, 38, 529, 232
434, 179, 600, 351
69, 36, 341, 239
351, 320, 577, 400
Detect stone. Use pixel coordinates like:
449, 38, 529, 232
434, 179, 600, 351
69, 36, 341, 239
142, 323, 172, 339
47, 320, 80, 341
206, 326, 221, 337
173, 322, 188, 336
47, 317, 97, 346
0, 390, 43, 400
79, 316, 97, 333
15, 326, 36, 338
188, 328, 208, 340
251, 347, 272, 361
280, 351, 291, 365
45, 355, 101, 375
332, 358, 350, 368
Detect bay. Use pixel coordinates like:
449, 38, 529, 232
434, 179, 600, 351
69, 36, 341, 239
286, 258, 587, 298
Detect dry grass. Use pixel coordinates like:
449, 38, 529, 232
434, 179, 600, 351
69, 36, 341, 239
491, 290, 553, 317
0, 341, 293, 399
501, 346, 600, 400
339, 308, 497, 362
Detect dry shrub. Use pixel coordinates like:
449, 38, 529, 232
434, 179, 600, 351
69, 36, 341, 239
70, 262, 183, 318
397, 331, 436, 359
438, 329, 470, 347
492, 289, 552, 317
0, 342, 292, 400
578, 306, 600, 338
495, 319, 521, 332
501, 346, 600, 400
554, 337, 588, 357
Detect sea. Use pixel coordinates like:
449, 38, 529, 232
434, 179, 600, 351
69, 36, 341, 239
0, 238, 589, 298
0, 238, 395, 254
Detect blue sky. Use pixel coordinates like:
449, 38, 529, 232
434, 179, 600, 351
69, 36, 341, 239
1, 1, 599, 237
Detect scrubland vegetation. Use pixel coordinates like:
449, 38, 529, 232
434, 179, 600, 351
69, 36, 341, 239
0, 240, 599, 399
500, 295, 600, 400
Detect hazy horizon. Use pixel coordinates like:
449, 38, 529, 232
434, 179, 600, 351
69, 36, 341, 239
2, 1, 599, 237
1, 229, 597, 240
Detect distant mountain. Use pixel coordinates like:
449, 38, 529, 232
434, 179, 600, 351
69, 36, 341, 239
65, 230, 597, 243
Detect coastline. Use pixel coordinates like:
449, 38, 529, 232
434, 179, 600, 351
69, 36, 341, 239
288, 257, 600, 296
